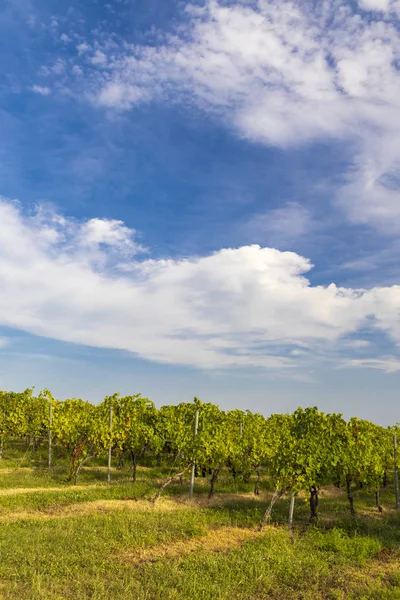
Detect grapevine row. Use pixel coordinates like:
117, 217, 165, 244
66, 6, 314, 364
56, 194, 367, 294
0, 388, 399, 525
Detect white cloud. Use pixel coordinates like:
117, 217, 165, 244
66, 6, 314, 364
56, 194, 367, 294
97, 82, 147, 109
338, 138, 400, 233
77, 1, 398, 141
343, 339, 371, 349
1, 197, 400, 370
32, 85, 51, 96
26, 202, 146, 266
344, 357, 400, 373
358, 0, 389, 11
77, 42, 91, 55
90, 50, 107, 66
79, 218, 146, 257
51, 59, 65, 75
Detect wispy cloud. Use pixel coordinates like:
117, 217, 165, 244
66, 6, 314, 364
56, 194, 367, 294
32, 84, 51, 96
38, 0, 399, 235
343, 339, 371, 349
246, 203, 312, 247
1, 197, 400, 370
342, 357, 400, 373
0, 337, 9, 349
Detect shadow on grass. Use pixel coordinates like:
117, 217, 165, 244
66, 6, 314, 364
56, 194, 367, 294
201, 491, 400, 548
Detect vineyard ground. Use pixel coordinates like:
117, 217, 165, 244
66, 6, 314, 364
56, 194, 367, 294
0, 446, 400, 599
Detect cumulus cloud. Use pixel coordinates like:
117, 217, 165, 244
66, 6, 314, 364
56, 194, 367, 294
48, 0, 399, 233
1, 197, 400, 370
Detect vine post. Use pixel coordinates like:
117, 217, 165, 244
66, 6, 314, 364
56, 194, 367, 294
107, 404, 113, 485
189, 409, 199, 500
394, 433, 399, 509
288, 493, 295, 528
0, 409, 5, 460
48, 400, 52, 468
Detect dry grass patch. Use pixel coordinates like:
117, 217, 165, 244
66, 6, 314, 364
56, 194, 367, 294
0, 497, 190, 522
318, 486, 345, 499
120, 525, 270, 565
355, 505, 398, 519
0, 484, 105, 496
62, 497, 187, 516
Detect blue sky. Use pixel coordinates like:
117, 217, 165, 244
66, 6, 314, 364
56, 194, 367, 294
0, 0, 400, 423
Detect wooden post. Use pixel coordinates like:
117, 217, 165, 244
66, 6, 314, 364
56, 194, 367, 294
189, 410, 199, 500
288, 493, 295, 528
107, 405, 113, 485
394, 433, 399, 509
48, 401, 52, 468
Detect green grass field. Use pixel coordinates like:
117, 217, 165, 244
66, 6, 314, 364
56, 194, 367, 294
0, 446, 400, 599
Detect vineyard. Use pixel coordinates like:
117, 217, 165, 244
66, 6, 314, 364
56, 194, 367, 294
1, 388, 400, 599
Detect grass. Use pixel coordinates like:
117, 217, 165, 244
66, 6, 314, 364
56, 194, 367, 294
0, 446, 400, 599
